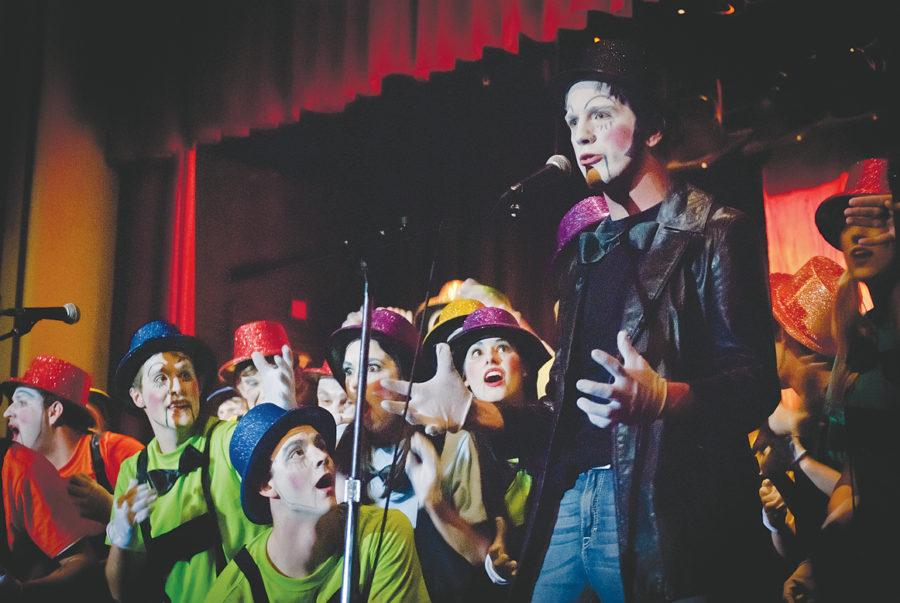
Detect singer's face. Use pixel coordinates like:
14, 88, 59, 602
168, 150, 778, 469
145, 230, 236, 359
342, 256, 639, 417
3, 386, 49, 450
462, 337, 525, 404
343, 339, 403, 439
565, 81, 638, 188
130, 352, 201, 435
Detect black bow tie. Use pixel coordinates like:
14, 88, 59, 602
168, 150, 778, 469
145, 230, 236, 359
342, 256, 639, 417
578, 220, 659, 264
372, 462, 412, 496
147, 445, 206, 495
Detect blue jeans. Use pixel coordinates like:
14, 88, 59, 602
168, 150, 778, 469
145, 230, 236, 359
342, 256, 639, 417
532, 467, 625, 603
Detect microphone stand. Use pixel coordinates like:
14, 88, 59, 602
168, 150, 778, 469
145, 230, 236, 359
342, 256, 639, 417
340, 260, 373, 603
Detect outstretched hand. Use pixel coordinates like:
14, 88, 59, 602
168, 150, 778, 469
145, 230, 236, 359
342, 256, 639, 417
575, 331, 667, 427
380, 343, 473, 435
252, 345, 296, 410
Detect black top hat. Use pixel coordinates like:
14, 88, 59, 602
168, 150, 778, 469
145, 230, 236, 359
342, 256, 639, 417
553, 37, 664, 108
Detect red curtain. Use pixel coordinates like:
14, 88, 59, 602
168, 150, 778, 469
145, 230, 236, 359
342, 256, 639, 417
168, 146, 197, 334
152, 1, 629, 332
763, 171, 849, 276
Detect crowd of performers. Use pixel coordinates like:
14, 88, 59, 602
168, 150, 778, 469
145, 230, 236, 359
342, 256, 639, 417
1, 38, 897, 603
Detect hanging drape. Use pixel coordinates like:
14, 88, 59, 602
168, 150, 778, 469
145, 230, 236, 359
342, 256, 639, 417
83, 1, 630, 333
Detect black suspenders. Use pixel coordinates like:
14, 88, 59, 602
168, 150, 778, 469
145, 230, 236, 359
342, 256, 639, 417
89, 431, 113, 493
233, 546, 270, 603
134, 421, 226, 599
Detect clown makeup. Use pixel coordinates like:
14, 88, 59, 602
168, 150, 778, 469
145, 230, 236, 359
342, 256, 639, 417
565, 81, 639, 189
130, 352, 200, 436
262, 425, 336, 517
343, 339, 403, 441
3, 386, 49, 450
839, 223, 896, 283
236, 363, 262, 408
462, 337, 525, 405
317, 376, 353, 425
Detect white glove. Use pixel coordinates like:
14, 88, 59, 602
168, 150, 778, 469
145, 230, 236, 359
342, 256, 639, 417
106, 479, 157, 549
405, 432, 441, 508
575, 331, 667, 427
380, 344, 472, 435
252, 345, 296, 410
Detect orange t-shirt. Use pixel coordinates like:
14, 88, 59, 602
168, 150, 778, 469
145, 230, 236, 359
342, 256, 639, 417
2, 443, 100, 560
58, 431, 144, 487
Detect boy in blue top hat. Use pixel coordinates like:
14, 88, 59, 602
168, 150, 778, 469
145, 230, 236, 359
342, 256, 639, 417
104, 320, 297, 603
206, 403, 429, 602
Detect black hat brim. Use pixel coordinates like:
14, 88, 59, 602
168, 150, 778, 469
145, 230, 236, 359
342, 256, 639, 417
815, 194, 851, 250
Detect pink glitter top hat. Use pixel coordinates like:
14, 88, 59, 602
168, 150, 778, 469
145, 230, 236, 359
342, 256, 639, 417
553, 196, 610, 262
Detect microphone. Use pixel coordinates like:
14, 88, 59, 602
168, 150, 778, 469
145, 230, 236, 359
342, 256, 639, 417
502, 155, 572, 199
1, 303, 81, 325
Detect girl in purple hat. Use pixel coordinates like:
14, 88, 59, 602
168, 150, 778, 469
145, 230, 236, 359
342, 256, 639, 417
443, 306, 551, 587
326, 308, 490, 601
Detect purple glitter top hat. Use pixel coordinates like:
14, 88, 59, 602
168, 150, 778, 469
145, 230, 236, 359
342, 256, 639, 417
554, 195, 610, 261
326, 308, 419, 383
448, 307, 550, 373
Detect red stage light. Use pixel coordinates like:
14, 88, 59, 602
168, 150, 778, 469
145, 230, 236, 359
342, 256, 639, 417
291, 299, 308, 321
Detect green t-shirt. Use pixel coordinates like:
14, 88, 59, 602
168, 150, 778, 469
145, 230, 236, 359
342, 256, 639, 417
205, 505, 430, 603
109, 417, 267, 603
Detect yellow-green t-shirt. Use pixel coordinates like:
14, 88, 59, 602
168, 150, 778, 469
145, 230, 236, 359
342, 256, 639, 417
205, 505, 430, 602
109, 417, 267, 603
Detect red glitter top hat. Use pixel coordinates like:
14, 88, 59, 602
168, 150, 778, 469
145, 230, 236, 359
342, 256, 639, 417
218, 320, 292, 382
301, 362, 334, 385
815, 158, 891, 249
1, 355, 91, 407
770, 256, 844, 356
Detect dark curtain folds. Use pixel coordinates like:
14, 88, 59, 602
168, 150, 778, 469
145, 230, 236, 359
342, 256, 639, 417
58, 0, 629, 161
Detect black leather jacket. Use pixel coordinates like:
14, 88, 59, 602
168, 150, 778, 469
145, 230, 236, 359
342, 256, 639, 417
505, 184, 780, 602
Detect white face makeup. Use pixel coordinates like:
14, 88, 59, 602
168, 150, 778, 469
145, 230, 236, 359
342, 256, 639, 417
317, 376, 353, 425
262, 425, 336, 517
130, 351, 200, 435
462, 337, 525, 404
565, 81, 639, 188
3, 386, 48, 450
236, 363, 262, 408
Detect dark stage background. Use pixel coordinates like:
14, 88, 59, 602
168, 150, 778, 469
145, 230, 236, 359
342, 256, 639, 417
16, 0, 887, 420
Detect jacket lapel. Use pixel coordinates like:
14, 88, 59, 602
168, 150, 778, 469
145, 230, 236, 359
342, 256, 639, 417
620, 185, 712, 345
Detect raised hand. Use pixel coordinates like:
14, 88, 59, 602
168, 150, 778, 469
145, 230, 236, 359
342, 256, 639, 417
575, 330, 668, 427
845, 194, 895, 246
252, 345, 296, 409
380, 343, 472, 435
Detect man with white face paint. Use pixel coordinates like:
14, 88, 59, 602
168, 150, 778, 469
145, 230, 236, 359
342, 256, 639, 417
2, 355, 143, 527
104, 320, 298, 603
205, 403, 429, 601
380, 37, 780, 601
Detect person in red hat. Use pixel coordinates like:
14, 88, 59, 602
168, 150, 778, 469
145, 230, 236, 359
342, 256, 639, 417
2, 355, 143, 526
0, 438, 101, 599
104, 320, 297, 603
302, 362, 354, 442
218, 320, 296, 416
812, 158, 898, 601
383, 37, 781, 602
